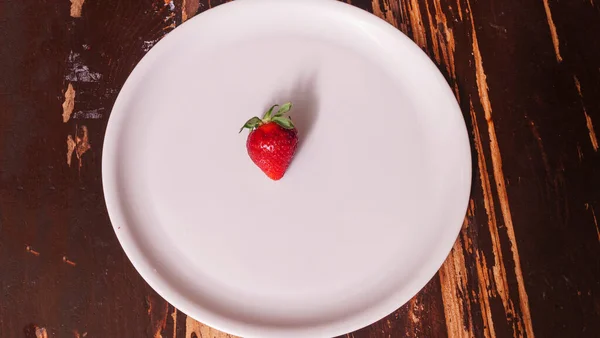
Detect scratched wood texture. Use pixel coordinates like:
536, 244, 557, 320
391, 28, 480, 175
1, 0, 599, 337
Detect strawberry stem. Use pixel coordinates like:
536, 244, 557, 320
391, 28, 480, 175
239, 102, 295, 132
263, 104, 279, 120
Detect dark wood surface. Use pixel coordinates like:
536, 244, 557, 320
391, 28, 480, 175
1, 0, 599, 337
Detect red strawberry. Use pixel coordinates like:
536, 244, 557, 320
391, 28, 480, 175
239, 103, 298, 180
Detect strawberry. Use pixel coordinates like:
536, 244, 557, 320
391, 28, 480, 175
239, 102, 298, 180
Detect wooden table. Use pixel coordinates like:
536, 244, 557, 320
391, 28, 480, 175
2, 0, 599, 337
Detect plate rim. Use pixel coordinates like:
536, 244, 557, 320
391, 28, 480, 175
102, 0, 472, 337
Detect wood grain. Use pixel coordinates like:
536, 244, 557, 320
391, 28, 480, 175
1, 0, 599, 337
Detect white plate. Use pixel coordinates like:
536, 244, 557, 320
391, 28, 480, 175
102, 0, 472, 337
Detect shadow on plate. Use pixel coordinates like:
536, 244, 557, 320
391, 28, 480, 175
272, 73, 320, 157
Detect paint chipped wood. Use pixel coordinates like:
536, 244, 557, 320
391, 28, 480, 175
67, 134, 77, 167
70, 0, 85, 18
439, 228, 477, 338
467, 2, 535, 335
63, 256, 77, 267
407, 0, 428, 49
62, 83, 76, 123
572, 76, 599, 151
584, 112, 599, 151
26, 246, 41, 256
146, 294, 169, 338
3, 0, 600, 337
75, 125, 91, 167
588, 204, 600, 242
186, 317, 237, 338
542, 0, 563, 62
371, 0, 400, 28
170, 308, 177, 338
182, 0, 200, 22
35, 328, 48, 338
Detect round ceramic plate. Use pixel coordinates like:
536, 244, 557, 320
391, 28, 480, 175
102, 0, 472, 337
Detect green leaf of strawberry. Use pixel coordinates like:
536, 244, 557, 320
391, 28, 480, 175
274, 102, 292, 117
239, 102, 295, 132
262, 104, 279, 120
272, 116, 295, 129
239, 116, 262, 133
